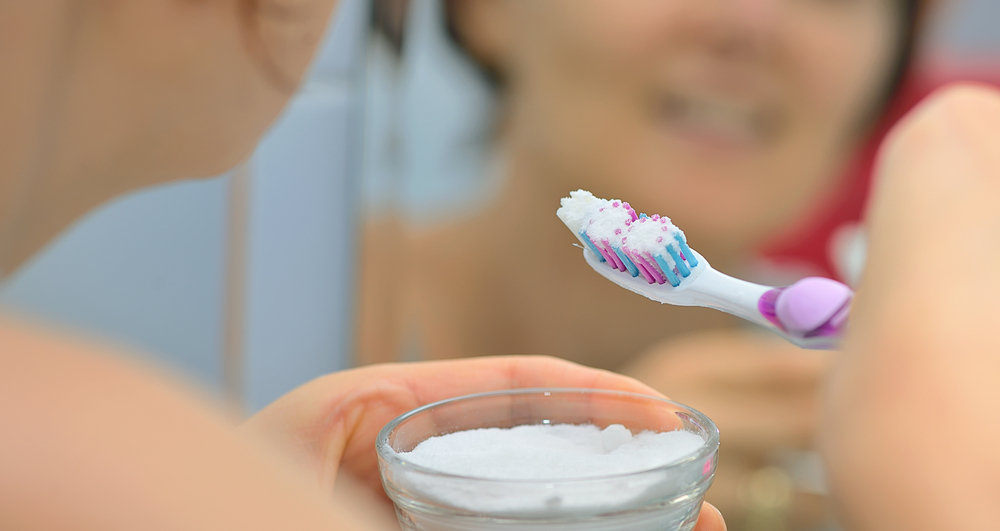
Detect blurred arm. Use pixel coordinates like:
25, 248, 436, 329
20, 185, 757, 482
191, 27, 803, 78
822, 84, 1000, 530
0, 317, 391, 531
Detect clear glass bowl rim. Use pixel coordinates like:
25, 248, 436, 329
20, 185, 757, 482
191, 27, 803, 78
376, 387, 720, 485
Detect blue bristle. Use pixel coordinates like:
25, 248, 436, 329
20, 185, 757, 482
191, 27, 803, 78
579, 231, 606, 262
639, 213, 648, 219
674, 234, 698, 267
665, 245, 690, 277
612, 247, 641, 277
653, 254, 681, 287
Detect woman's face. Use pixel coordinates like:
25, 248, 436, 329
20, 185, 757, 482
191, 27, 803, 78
491, 0, 903, 257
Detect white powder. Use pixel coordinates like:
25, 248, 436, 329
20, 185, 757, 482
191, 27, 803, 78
584, 204, 634, 247
624, 215, 683, 256
396, 423, 704, 480
556, 190, 608, 233
557, 189, 684, 253
389, 424, 706, 516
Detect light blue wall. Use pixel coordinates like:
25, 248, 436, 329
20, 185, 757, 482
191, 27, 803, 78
927, 0, 1000, 53
0, 177, 229, 389
239, 0, 368, 412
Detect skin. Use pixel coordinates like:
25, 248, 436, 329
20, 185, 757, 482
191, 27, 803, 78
822, 84, 1000, 530
0, 0, 328, 273
0, 318, 395, 531
358, 0, 905, 527
0, 1, 729, 529
622, 331, 833, 527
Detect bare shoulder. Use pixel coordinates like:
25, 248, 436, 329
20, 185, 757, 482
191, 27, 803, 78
0, 315, 218, 430
0, 317, 343, 530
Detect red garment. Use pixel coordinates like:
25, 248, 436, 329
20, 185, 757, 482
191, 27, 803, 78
759, 61, 1000, 280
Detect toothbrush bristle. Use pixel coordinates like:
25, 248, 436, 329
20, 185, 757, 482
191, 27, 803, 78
580, 227, 698, 287
557, 190, 699, 287
674, 234, 699, 267
631, 251, 665, 285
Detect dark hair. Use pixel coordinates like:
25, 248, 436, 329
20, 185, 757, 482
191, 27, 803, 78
372, 0, 410, 55
441, 0, 502, 89
881, 0, 923, 111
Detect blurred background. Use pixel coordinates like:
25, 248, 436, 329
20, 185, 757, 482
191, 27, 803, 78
1, 1, 997, 530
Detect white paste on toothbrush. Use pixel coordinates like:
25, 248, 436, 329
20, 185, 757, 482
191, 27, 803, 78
623, 217, 686, 274
556, 189, 608, 234
584, 204, 633, 245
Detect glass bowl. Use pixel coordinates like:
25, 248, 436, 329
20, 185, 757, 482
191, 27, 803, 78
377, 388, 719, 531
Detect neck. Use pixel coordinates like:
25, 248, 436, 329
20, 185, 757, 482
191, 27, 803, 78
0, 1, 80, 277
0, 166, 134, 277
0, 1, 169, 278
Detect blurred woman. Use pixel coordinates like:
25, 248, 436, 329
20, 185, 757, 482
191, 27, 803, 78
356, 1, 928, 528
0, 2, 727, 529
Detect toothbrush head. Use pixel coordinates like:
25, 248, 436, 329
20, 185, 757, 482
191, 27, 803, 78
556, 189, 705, 289
557, 190, 853, 349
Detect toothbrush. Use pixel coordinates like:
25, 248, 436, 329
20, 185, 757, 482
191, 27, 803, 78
557, 190, 853, 350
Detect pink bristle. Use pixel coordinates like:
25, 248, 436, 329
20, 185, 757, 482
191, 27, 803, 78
634, 252, 666, 285
652, 214, 660, 221
602, 241, 625, 271
599, 247, 618, 268
631, 255, 656, 284
599, 246, 617, 271
590, 237, 616, 266
637, 265, 656, 284
612, 201, 620, 207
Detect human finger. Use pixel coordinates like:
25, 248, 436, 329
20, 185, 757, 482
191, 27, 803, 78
694, 502, 727, 531
243, 356, 665, 496
626, 330, 829, 450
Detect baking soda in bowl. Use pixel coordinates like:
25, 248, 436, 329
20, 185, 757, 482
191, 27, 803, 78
393, 423, 704, 512
377, 389, 719, 531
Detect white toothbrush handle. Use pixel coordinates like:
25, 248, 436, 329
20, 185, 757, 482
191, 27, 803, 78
581, 248, 849, 349
691, 267, 850, 349
687, 267, 777, 331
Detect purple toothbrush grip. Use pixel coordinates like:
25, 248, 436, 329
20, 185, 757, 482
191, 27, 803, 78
758, 277, 853, 341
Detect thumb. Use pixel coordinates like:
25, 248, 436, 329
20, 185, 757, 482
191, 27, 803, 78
694, 502, 727, 531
